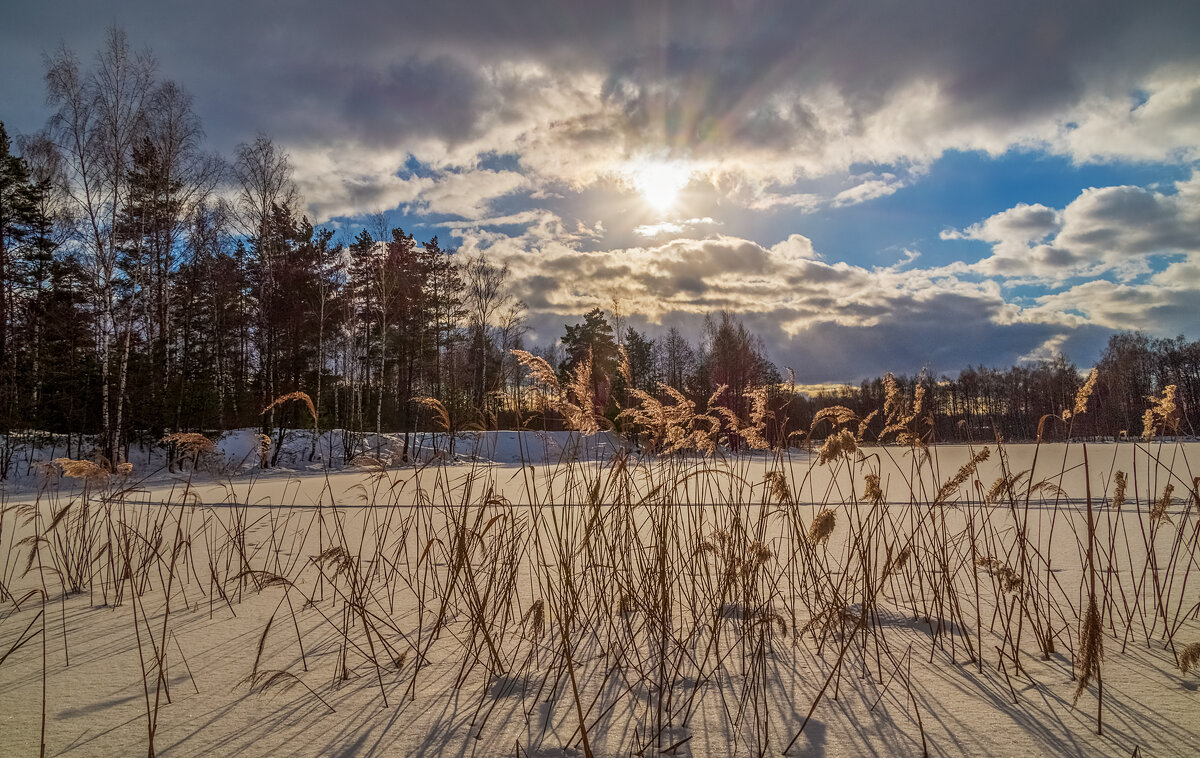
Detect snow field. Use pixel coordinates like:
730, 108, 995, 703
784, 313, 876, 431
1, 438, 1199, 756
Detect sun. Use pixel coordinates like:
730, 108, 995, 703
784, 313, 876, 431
627, 158, 692, 213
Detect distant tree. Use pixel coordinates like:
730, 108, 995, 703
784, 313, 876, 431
561, 307, 619, 410
494, 299, 528, 422
621, 326, 657, 393
703, 311, 779, 418
463, 252, 516, 412
0, 123, 43, 449
32, 253, 96, 446
170, 200, 247, 429
386, 228, 423, 449
421, 236, 466, 412
307, 224, 342, 458
118, 82, 222, 435
658, 326, 695, 393
1095, 332, 1157, 437
1149, 335, 1200, 436
13, 130, 71, 431
233, 135, 300, 435
0, 125, 37, 370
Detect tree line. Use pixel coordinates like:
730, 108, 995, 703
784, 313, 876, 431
782, 332, 1198, 445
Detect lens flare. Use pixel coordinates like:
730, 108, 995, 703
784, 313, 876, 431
627, 159, 692, 213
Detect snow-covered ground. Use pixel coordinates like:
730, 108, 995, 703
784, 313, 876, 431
1, 435, 1198, 756
1, 428, 631, 482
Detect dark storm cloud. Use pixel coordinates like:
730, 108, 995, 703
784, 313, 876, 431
591, 2, 1200, 160
750, 297, 1075, 383
5, 0, 1198, 160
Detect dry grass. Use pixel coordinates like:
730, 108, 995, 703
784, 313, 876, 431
808, 508, 836, 547
2, 365, 1199, 756
263, 391, 318, 424
1180, 643, 1200, 674
1074, 600, 1104, 705
52, 458, 108, 481
161, 432, 215, 456
414, 397, 451, 432
1141, 384, 1179, 439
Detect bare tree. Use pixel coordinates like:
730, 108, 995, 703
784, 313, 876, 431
463, 252, 516, 409
45, 27, 156, 462
232, 134, 298, 423
144, 80, 224, 346
233, 134, 298, 244
659, 327, 695, 392
495, 299, 528, 415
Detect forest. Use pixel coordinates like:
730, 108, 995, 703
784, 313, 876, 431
1, 30, 1197, 476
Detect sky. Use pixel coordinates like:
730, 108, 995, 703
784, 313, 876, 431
2, 0, 1199, 383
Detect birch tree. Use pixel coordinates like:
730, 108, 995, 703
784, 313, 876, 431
45, 27, 155, 461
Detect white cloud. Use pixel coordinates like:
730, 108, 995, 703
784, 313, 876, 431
944, 174, 1200, 281
832, 174, 905, 207
1020, 260, 1200, 335
8, 2, 1200, 222
289, 145, 430, 222
1019, 334, 1071, 364
271, 34, 1200, 225
9, 2, 1200, 379
633, 217, 718, 237
415, 169, 528, 217
742, 191, 823, 212
942, 203, 1061, 245
1058, 72, 1200, 164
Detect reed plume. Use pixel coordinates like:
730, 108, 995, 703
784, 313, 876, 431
415, 397, 451, 431
975, 557, 1023, 593
1180, 643, 1200, 674
162, 432, 215, 456
522, 598, 546, 639
511, 348, 598, 433
809, 509, 836, 546
1063, 368, 1098, 421
1073, 599, 1103, 705
766, 470, 792, 504
863, 473, 884, 506
53, 458, 108, 481
817, 428, 857, 466
879, 373, 929, 444
262, 391, 318, 424
1150, 484, 1175, 529
933, 446, 990, 505
1142, 385, 1179, 438
257, 434, 272, 467
741, 386, 772, 450
511, 349, 560, 391
809, 405, 857, 435
619, 381, 724, 455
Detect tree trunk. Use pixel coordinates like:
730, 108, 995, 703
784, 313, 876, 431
112, 316, 134, 464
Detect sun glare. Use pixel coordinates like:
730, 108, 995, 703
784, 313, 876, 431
627, 159, 692, 213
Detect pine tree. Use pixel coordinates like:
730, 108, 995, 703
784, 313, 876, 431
561, 307, 619, 410
0, 123, 39, 417
622, 326, 657, 393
